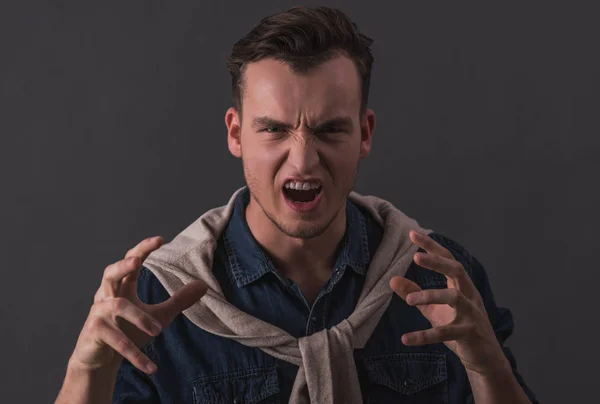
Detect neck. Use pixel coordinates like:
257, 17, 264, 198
245, 198, 347, 283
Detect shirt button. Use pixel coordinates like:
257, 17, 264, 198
403, 378, 415, 388
233, 396, 243, 404
311, 316, 317, 324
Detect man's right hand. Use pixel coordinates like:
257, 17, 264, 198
68, 236, 207, 375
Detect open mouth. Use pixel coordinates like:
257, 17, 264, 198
283, 186, 322, 203
282, 179, 323, 204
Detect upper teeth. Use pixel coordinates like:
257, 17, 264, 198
284, 181, 321, 190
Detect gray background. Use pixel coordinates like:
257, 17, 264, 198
1, 0, 598, 402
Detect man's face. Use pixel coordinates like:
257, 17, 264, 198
225, 54, 375, 239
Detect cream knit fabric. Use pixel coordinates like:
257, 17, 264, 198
143, 187, 432, 403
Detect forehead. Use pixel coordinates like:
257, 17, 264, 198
241, 55, 361, 118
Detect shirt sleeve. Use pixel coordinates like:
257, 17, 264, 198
112, 267, 166, 403
429, 233, 540, 404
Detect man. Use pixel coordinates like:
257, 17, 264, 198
56, 6, 539, 404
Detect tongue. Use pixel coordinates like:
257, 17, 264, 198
285, 188, 318, 203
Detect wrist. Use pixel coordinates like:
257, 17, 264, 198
67, 354, 122, 375
467, 354, 512, 379
465, 342, 511, 375
465, 355, 531, 404
56, 359, 121, 404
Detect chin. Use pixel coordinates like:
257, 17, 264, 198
277, 222, 330, 240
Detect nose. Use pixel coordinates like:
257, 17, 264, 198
287, 134, 320, 174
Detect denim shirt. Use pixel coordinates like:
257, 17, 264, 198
114, 189, 539, 403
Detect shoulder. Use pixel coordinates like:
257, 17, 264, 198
136, 233, 230, 305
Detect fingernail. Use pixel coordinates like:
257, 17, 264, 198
146, 362, 157, 374
151, 322, 162, 335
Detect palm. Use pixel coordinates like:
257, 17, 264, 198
415, 281, 459, 351
419, 300, 456, 328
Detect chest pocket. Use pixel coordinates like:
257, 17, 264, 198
192, 367, 280, 404
363, 352, 448, 404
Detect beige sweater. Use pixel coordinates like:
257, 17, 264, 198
143, 187, 432, 403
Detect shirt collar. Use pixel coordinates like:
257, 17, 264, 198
223, 188, 371, 288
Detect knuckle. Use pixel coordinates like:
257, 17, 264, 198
130, 346, 143, 360
86, 315, 104, 333
450, 289, 462, 303
452, 260, 465, 273
93, 290, 104, 302
437, 327, 451, 339
110, 297, 128, 312
116, 337, 133, 353
138, 313, 152, 329
88, 304, 100, 317
126, 244, 142, 257
413, 291, 425, 302
119, 256, 135, 268
103, 263, 114, 276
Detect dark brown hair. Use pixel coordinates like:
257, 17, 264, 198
227, 6, 374, 120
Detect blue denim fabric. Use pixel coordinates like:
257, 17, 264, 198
114, 189, 539, 403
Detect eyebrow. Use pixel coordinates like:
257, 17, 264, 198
251, 115, 354, 131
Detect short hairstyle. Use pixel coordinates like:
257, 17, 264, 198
227, 6, 374, 120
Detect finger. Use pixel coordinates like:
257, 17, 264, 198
95, 320, 158, 375
153, 280, 208, 323
402, 324, 467, 346
406, 288, 470, 311
97, 257, 140, 301
96, 297, 162, 338
119, 261, 143, 299
409, 231, 454, 260
413, 251, 477, 297
125, 236, 164, 261
389, 276, 422, 301
112, 236, 162, 300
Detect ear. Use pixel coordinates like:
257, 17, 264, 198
225, 107, 242, 158
359, 108, 376, 158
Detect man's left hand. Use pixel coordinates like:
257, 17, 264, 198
390, 230, 510, 376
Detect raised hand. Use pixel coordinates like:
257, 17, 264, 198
69, 236, 207, 375
390, 231, 508, 376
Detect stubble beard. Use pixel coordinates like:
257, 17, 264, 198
242, 159, 359, 240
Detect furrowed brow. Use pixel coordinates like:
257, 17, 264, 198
251, 116, 293, 130
251, 115, 354, 131
311, 116, 354, 131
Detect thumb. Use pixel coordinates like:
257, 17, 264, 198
153, 280, 208, 324
390, 276, 422, 301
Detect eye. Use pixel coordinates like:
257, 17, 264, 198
319, 125, 342, 134
262, 126, 284, 133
